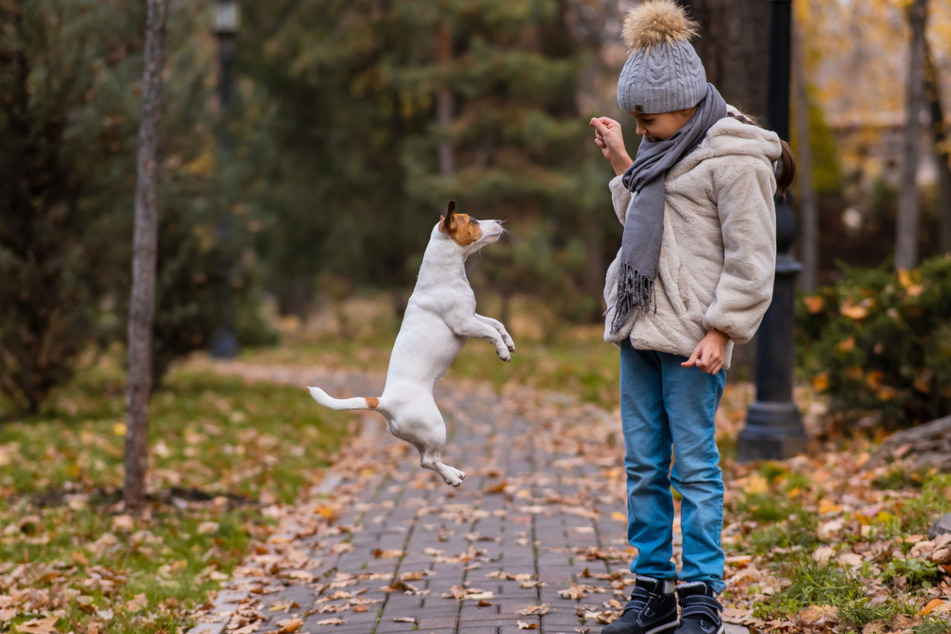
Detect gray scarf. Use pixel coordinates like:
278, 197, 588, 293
610, 84, 727, 335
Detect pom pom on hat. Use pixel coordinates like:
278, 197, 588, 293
617, 0, 707, 114
622, 0, 699, 51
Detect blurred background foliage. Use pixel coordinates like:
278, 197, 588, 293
2, 0, 951, 429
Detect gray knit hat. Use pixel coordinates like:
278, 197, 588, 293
617, 0, 707, 114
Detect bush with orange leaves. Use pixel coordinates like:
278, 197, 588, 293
795, 254, 951, 431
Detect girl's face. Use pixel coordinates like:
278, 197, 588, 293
629, 108, 697, 141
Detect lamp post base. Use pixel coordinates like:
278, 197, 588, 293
736, 401, 807, 462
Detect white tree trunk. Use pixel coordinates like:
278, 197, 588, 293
895, 0, 928, 271
437, 19, 454, 177
124, 0, 166, 510
793, 20, 819, 292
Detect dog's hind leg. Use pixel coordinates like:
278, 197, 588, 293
388, 406, 466, 487
420, 448, 467, 487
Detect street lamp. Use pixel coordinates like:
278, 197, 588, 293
736, 0, 808, 462
209, 0, 240, 359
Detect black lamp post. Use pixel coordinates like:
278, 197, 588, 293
209, 0, 240, 359
736, 0, 808, 462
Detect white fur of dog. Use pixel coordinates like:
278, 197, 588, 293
307, 201, 514, 486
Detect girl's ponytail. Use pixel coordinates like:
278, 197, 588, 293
775, 140, 796, 195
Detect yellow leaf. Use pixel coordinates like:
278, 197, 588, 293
312, 504, 336, 519
877, 386, 897, 401
844, 366, 864, 381
818, 499, 842, 515
112, 422, 127, 436
865, 371, 884, 389
745, 473, 769, 495
812, 372, 830, 392
840, 297, 873, 320
898, 268, 913, 288
923, 598, 946, 615
612, 512, 627, 522
803, 295, 824, 313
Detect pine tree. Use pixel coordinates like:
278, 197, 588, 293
0, 1, 144, 415
242, 0, 614, 324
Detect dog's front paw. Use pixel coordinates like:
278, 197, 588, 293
497, 348, 511, 362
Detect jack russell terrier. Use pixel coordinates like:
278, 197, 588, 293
307, 201, 514, 486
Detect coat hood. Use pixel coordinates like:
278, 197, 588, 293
669, 107, 782, 179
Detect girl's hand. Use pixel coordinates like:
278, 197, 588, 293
682, 330, 730, 375
590, 116, 633, 176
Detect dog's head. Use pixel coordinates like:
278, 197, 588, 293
438, 201, 504, 253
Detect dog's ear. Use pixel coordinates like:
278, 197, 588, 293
439, 204, 456, 234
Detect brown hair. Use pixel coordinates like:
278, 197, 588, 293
727, 112, 797, 195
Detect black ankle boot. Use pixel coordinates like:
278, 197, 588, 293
602, 576, 679, 634
675, 582, 723, 634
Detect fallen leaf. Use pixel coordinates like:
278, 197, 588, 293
14, 616, 59, 634
922, 598, 946, 615
276, 618, 302, 633
124, 593, 148, 613
112, 514, 135, 531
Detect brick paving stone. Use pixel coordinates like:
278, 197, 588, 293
185, 368, 749, 634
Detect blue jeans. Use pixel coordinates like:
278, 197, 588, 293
619, 340, 726, 593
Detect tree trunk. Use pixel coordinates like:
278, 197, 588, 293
124, 0, 166, 510
793, 20, 818, 292
924, 39, 951, 255
437, 18, 454, 177
895, 0, 927, 271
679, 0, 770, 122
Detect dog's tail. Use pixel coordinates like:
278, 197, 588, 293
307, 386, 381, 412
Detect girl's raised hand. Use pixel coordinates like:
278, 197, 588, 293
590, 117, 633, 176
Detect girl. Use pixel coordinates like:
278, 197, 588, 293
589, 2, 795, 634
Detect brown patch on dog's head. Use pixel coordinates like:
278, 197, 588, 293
439, 200, 483, 247
366, 397, 379, 409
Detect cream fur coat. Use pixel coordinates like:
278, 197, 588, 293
603, 111, 781, 369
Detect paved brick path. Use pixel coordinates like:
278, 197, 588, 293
187, 365, 747, 634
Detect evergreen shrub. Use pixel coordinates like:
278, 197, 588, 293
796, 255, 951, 430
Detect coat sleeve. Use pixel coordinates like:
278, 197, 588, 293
701, 155, 778, 344
608, 175, 632, 225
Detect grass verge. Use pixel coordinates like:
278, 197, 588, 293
0, 356, 349, 633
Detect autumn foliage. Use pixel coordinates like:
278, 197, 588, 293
796, 254, 951, 430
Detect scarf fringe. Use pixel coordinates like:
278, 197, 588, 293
610, 263, 655, 335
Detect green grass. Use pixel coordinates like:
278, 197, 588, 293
753, 555, 918, 630
0, 356, 350, 633
915, 617, 951, 634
